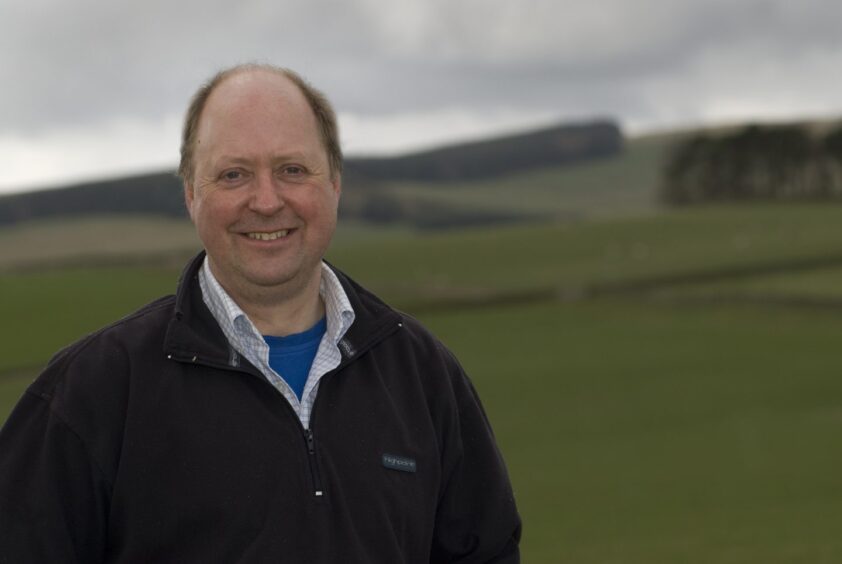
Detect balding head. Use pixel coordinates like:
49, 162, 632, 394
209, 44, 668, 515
178, 64, 342, 185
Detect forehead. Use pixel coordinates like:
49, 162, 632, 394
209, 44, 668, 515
196, 70, 323, 160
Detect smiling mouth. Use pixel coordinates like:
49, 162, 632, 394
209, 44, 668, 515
246, 229, 290, 241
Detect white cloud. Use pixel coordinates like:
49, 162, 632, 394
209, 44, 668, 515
340, 107, 572, 156
3, 0, 842, 193
0, 115, 182, 194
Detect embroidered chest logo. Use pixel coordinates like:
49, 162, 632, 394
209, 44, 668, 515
382, 454, 417, 473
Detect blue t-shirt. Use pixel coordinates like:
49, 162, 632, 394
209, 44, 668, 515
263, 317, 327, 401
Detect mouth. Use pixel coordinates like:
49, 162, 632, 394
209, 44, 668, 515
245, 229, 291, 241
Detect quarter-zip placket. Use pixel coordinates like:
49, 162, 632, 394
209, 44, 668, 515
166, 317, 404, 502
167, 350, 330, 498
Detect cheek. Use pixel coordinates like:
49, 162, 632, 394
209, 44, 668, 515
288, 188, 337, 219
195, 192, 238, 224
191, 201, 237, 250
316, 185, 341, 213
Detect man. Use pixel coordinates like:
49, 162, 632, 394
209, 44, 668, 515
0, 64, 521, 563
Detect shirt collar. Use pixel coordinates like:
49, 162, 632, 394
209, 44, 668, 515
318, 262, 356, 345
198, 257, 355, 347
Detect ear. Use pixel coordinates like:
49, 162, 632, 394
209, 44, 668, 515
331, 174, 342, 199
183, 181, 196, 221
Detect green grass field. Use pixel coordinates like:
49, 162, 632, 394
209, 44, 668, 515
425, 299, 842, 563
3, 203, 842, 562
0, 216, 199, 271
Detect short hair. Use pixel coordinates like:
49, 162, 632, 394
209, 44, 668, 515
178, 64, 343, 184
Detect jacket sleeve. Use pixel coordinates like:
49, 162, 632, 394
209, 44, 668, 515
429, 347, 522, 564
0, 389, 109, 563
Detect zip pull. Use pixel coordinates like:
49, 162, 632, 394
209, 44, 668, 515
305, 429, 316, 454
304, 429, 324, 497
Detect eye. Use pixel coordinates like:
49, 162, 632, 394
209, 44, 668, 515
281, 165, 306, 177
218, 169, 247, 184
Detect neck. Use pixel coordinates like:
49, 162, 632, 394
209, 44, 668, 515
244, 288, 325, 337
213, 263, 326, 337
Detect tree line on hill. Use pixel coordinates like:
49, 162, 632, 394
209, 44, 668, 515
661, 123, 842, 204
0, 120, 621, 229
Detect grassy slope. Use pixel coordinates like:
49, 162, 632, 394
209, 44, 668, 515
654, 264, 842, 302
0, 267, 179, 374
5, 203, 842, 560
382, 133, 671, 220
425, 299, 842, 563
7, 203, 842, 372
0, 216, 199, 271
329, 203, 842, 304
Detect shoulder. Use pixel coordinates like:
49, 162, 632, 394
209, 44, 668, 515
43, 293, 175, 368
328, 264, 459, 366
395, 311, 460, 367
30, 294, 176, 408
9, 294, 177, 487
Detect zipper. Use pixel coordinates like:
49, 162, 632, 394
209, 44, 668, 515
304, 428, 324, 498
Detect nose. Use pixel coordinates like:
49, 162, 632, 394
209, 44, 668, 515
248, 170, 284, 215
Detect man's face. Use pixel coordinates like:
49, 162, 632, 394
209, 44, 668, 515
185, 70, 340, 301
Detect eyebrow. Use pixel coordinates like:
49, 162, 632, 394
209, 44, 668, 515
210, 152, 314, 169
210, 155, 253, 169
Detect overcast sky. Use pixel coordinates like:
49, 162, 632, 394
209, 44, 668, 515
2, 0, 842, 194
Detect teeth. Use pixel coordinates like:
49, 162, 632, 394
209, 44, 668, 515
247, 230, 289, 241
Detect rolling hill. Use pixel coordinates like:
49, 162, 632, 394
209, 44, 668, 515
0, 119, 622, 229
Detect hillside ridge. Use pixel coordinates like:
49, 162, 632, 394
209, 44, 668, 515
0, 119, 621, 227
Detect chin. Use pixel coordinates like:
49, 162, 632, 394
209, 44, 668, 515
244, 264, 317, 289
246, 270, 298, 288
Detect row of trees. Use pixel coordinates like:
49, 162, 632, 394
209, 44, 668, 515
661, 124, 842, 204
